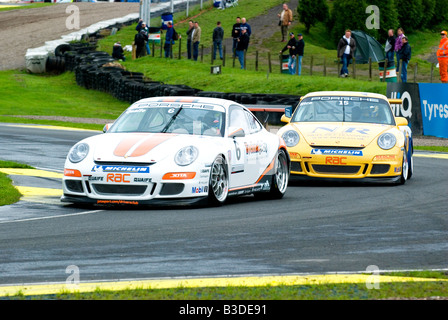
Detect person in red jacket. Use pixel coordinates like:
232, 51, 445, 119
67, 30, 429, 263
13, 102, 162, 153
438, 30, 448, 83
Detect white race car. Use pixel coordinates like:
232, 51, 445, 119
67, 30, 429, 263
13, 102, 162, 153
62, 97, 290, 206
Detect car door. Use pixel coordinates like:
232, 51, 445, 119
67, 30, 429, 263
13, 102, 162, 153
228, 105, 250, 188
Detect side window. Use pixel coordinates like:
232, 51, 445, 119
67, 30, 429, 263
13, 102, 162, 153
229, 105, 250, 134
244, 110, 263, 134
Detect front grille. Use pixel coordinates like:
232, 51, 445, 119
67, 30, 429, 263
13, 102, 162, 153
92, 184, 147, 196
312, 165, 361, 174
290, 161, 302, 172
65, 180, 84, 193
370, 164, 390, 175
159, 183, 184, 196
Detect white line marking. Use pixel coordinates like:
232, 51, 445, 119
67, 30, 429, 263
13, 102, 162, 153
0, 210, 104, 224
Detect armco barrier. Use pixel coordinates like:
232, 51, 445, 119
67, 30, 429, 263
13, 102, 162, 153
387, 82, 448, 138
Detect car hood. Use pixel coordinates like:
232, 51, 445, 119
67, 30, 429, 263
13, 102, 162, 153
291, 122, 394, 148
87, 132, 214, 163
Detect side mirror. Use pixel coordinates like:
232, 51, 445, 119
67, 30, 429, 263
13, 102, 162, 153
103, 123, 113, 133
281, 114, 291, 123
395, 117, 408, 126
228, 127, 245, 138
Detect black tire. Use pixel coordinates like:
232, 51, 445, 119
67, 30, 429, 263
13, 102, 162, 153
268, 149, 289, 199
398, 151, 409, 185
208, 155, 229, 206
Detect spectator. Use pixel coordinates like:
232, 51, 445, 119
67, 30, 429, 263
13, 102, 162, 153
186, 20, 194, 59
280, 32, 298, 75
394, 27, 405, 71
296, 33, 305, 75
385, 29, 396, 64
136, 20, 151, 55
213, 21, 224, 60
164, 21, 180, 58
235, 28, 249, 69
134, 29, 148, 58
337, 29, 356, 78
437, 30, 448, 83
192, 21, 201, 61
278, 3, 293, 42
232, 17, 242, 57
112, 41, 125, 61
398, 36, 411, 83
240, 17, 251, 38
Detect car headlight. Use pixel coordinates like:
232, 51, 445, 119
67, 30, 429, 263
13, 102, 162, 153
282, 130, 300, 147
68, 143, 89, 163
175, 146, 199, 166
378, 133, 397, 150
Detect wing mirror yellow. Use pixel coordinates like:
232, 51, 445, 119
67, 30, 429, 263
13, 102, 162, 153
281, 114, 291, 123
395, 117, 408, 126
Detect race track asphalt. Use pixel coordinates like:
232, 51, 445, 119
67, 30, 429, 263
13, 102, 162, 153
0, 123, 447, 285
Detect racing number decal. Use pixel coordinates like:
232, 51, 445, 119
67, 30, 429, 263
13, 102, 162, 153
325, 157, 347, 165
107, 173, 131, 183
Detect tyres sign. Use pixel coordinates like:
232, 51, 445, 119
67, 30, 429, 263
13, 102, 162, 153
419, 83, 448, 138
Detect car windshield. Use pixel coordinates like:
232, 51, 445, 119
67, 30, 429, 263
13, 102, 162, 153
108, 103, 226, 137
292, 96, 395, 125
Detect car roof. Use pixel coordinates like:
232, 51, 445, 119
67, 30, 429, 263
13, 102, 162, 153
303, 91, 388, 100
131, 96, 238, 109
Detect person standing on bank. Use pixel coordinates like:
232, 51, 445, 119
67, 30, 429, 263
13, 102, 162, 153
280, 32, 298, 75
186, 20, 194, 60
192, 21, 201, 61
213, 21, 224, 60
385, 29, 396, 64
394, 27, 405, 71
398, 36, 411, 83
235, 28, 249, 69
278, 3, 293, 42
337, 29, 356, 78
232, 17, 242, 57
437, 30, 448, 83
296, 33, 305, 75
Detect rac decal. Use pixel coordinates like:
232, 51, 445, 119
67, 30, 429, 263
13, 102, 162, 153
107, 173, 131, 183
325, 156, 347, 165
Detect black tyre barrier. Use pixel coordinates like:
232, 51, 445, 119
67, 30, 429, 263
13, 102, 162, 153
55, 44, 72, 57
61, 38, 301, 124
46, 55, 66, 73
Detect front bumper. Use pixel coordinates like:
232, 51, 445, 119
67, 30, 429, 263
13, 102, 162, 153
287, 147, 403, 182
61, 164, 211, 206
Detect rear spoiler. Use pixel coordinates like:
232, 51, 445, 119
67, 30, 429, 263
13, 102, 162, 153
246, 105, 293, 127
388, 99, 403, 104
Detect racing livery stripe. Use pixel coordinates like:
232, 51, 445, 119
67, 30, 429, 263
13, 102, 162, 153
229, 157, 276, 192
113, 134, 176, 158
158, 98, 201, 103
130, 133, 176, 157
113, 135, 143, 157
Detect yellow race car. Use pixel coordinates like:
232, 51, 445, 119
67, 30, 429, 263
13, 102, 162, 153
277, 91, 413, 184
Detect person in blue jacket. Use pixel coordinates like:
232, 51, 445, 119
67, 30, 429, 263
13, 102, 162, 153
164, 21, 180, 58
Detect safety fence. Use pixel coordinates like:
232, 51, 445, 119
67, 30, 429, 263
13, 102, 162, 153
143, 35, 442, 84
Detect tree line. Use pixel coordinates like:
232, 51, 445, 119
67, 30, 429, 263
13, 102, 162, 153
298, 0, 448, 44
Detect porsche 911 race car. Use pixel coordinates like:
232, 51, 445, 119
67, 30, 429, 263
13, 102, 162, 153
277, 91, 413, 184
62, 97, 290, 206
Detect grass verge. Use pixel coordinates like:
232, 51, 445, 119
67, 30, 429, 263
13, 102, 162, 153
4, 271, 448, 300
0, 160, 33, 206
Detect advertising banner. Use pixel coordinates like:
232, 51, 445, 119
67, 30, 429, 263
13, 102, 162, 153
386, 83, 423, 135
418, 83, 448, 138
